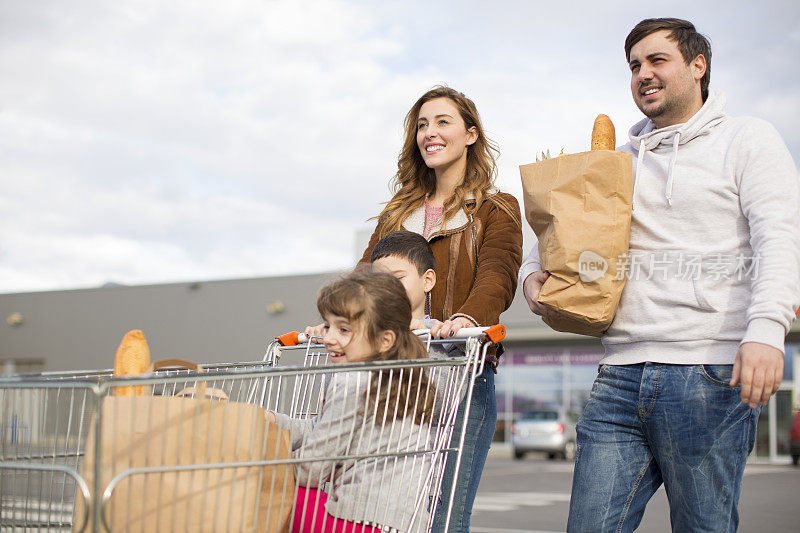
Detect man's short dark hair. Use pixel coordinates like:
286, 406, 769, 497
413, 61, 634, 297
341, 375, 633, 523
370, 230, 436, 275
625, 18, 712, 102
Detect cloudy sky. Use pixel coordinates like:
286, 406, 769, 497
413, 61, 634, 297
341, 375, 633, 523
1, 0, 798, 294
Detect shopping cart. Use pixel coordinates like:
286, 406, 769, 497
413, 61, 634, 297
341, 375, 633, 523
0, 325, 505, 532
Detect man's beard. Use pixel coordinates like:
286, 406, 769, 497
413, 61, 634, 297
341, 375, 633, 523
637, 92, 672, 121
635, 80, 697, 126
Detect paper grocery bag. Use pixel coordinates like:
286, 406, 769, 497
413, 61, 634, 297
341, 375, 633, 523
74, 395, 294, 532
520, 150, 633, 336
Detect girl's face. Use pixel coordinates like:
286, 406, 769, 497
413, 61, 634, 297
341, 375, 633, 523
416, 97, 477, 173
322, 314, 375, 363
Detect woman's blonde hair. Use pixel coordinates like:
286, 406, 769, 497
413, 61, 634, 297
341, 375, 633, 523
374, 86, 518, 238
317, 272, 433, 424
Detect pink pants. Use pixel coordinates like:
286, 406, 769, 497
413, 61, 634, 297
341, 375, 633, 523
292, 486, 381, 533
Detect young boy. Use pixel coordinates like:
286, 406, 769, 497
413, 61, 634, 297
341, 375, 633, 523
369, 230, 439, 330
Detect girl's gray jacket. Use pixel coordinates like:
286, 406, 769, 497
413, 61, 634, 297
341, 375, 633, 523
274, 370, 432, 533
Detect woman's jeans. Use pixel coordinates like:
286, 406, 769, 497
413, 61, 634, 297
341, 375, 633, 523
432, 364, 496, 532
567, 363, 759, 533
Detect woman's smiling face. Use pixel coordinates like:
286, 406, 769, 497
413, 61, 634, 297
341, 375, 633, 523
416, 97, 477, 172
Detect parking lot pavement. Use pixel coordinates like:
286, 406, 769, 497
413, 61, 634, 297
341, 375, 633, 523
470, 454, 800, 533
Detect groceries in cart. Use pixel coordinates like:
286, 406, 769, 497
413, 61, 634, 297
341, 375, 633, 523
76, 333, 296, 532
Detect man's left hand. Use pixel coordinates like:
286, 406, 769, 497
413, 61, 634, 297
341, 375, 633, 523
730, 342, 784, 408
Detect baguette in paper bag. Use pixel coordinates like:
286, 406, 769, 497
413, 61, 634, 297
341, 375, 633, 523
519, 115, 633, 336
75, 360, 294, 532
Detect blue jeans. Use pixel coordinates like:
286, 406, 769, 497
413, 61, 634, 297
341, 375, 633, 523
567, 363, 759, 533
432, 364, 496, 532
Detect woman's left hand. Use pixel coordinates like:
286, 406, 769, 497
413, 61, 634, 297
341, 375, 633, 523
430, 316, 476, 339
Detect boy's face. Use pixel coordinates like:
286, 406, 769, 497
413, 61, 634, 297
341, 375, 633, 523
371, 255, 435, 318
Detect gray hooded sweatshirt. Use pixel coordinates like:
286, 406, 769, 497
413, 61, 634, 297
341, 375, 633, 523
275, 370, 432, 532
519, 92, 800, 364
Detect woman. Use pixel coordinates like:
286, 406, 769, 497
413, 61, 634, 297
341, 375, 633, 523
358, 86, 523, 532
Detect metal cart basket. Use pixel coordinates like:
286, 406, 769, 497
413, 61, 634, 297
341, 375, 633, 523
0, 325, 504, 532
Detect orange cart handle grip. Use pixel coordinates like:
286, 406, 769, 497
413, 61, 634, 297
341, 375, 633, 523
275, 331, 300, 346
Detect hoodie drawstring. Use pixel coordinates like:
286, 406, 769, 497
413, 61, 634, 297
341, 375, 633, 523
632, 144, 646, 211
626, 91, 726, 211
633, 131, 681, 210
665, 132, 680, 207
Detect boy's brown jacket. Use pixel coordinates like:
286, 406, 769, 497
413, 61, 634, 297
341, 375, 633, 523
358, 192, 523, 329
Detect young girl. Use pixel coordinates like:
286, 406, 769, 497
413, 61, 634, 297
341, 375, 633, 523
273, 272, 435, 533
358, 86, 523, 531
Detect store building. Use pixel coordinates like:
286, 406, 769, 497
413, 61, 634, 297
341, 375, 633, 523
2, 272, 798, 462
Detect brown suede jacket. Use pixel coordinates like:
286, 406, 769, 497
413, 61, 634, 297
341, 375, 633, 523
359, 192, 523, 329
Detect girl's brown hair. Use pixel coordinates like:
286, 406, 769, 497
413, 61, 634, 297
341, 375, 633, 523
373, 86, 519, 238
317, 272, 433, 424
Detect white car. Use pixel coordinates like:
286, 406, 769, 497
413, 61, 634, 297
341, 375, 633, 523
511, 409, 578, 461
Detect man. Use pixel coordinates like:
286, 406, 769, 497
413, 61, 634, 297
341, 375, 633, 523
519, 18, 800, 532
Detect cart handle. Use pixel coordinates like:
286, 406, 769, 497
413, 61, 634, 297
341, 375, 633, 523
276, 323, 506, 347
275, 331, 306, 346
482, 324, 507, 343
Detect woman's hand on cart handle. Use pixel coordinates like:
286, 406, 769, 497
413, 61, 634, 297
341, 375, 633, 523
414, 323, 506, 343
430, 317, 475, 339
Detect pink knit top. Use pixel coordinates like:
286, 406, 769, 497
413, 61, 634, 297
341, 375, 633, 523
423, 199, 444, 240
